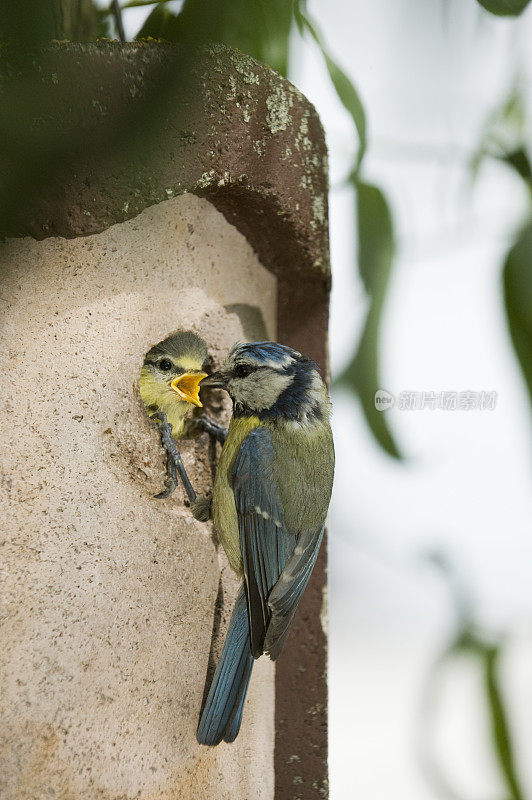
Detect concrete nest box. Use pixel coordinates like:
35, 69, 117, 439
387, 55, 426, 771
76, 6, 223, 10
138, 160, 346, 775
0, 43, 330, 800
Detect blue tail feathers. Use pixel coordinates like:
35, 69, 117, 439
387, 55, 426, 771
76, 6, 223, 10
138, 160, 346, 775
196, 584, 254, 746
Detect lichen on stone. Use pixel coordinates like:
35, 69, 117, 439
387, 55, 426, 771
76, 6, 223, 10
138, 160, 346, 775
266, 84, 295, 135
229, 53, 260, 85
312, 195, 326, 228
194, 170, 217, 189
217, 170, 231, 187
306, 702, 325, 716
4, 40, 331, 281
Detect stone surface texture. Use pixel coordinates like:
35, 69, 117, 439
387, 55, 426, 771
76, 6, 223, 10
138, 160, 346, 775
0, 42, 330, 800
0, 195, 276, 799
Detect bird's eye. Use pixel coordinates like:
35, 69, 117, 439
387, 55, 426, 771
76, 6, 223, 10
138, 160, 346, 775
159, 359, 172, 371
235, 364, 251, 378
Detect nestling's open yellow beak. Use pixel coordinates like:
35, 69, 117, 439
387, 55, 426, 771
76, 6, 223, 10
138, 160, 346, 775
170, 372, 208, 407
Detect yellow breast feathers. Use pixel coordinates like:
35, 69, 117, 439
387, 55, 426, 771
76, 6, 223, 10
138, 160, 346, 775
212, 415, 261, 574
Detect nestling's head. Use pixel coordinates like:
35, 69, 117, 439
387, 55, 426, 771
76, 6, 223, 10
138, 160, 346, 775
139, 331, 208, 437
202, 341, 330, 424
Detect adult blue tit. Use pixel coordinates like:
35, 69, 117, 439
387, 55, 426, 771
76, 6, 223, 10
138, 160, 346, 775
195, 341, 334, 746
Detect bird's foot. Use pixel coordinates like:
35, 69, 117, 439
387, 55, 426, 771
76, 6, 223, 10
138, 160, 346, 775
191, 415, 228, 444
154, 464, 178, 499
152, 411, 197, 502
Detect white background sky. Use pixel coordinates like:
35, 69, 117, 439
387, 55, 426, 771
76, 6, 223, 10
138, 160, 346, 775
291, 3, 532, 799
118, 3, 532, 797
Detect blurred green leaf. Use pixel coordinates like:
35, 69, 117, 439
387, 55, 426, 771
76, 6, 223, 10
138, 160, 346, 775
465, 87, 532, 427
498, 146, 532, 184
449, 635, 524, 800
0, 0, 57, 53
484, 645, 525, 800
0, 46, 193, 237
122, 0, 174, 6
295, 2, 398, 457
337, 181, 401, 458
421, 557, 525, 800
425, 637, 525, 800
322, 53, 366, 175
136, 0, 293, 78
295, 2, 366, 174
476, 0, 530, 15
0, 0, 109, 56
135, 2, 175, 38
470, 86, 528, 184
504, 222, 532, 408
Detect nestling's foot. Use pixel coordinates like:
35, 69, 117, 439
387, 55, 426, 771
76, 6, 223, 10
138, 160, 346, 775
152, 411, 197, 503
154, 470, 178, 499
191, 415, 228, 445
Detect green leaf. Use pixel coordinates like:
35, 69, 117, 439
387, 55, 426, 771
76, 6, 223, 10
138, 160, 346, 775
420, 559, 525, 800
503, 222, 532, 409
322, 52, 367, 174
295, 5, 366, 174
498, 147, 532, 184
135, 3, 175, 39
135, 0, 293, 78
296, 2, 397, 456
122, 0, 175, 7
1, 0, 105, 52
476, 0, 530, 15
469, 88, 531, 191
336, 181, 401, 458
483, 645, 525, 800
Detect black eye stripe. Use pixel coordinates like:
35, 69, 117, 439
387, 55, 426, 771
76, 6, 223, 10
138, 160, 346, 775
233, 363, 272, 374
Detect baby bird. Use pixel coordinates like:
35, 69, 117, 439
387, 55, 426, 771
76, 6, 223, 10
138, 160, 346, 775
140, 331, 215, 499
196, 341, 335, 746
140, 330, 208, 438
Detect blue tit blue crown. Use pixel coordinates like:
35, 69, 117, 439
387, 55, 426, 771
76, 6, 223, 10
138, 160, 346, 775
224, 341, 328, 423
233, 341, 306, 366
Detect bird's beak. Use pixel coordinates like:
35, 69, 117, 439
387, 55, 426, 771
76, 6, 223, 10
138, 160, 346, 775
200, 371, 228, 389
170, 372, 208, 407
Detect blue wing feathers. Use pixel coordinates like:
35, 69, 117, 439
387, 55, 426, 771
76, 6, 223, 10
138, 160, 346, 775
198, 423, 328, 744
232, 427, 320, 661
223, 665, 251, 743
232, 428, 293, 657
268, 525, 325, 614
196, 586, 254, 746
264, 524, 325, 659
